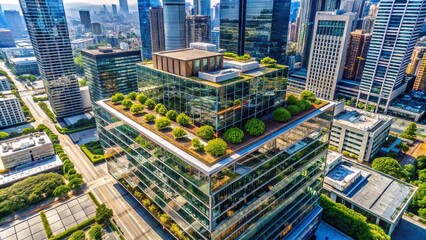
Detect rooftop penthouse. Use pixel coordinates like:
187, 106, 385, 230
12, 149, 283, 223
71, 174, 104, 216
323, 154, 416, 234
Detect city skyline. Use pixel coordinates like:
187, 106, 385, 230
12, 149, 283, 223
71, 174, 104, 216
0, 0, 220, 6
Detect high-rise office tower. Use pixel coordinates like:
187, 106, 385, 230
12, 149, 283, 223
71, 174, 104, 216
4, 10, 26, 38
112, 4, 118, 16
211, 3, 220, 28
211, 26, 219, 48
0, 4, 8, 29
79, 10, 91, 29
164, 0, 186, 50
220, 0, 290, 63
138, 0, 161, 60
150, 7, 165, 53
413, 52, 426, 92
340, 0, 366, 28
406, 46, 426, 75
186, 15, 211, 47
0, 29, 15, 48
289, 22, 298, 42
92, 22, 102, 35
358, 0, 426, 113
95, 48, 335, 239
119, 0, 129, 15
362, 4, 378, 34
324, 0, 341, 10
306, 11, 356, 100
194, 0, 211, 16
81, 47, 141, 103
19, 0, 84, 118
344, 29, 371, 80
297, 0, 322, 67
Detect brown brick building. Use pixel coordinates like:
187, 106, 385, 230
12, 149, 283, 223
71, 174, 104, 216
343, 29, 371, 80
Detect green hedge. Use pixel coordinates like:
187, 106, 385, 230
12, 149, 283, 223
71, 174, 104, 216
320, 194, 390, 240
40, 211, 53, 238
38, 102, 56, 122
88, 192, 100, 207
49, 217, 96, 240
80, 145, 105, 164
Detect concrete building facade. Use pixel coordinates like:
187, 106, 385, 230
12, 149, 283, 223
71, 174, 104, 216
186, 15, 211, 48
0, 93, 26, 128
305, 11, 356, 100
0, 132, 54, 171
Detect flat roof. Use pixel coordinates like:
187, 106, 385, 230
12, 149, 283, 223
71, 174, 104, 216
97, 100, 334, 175
153, 48, 222, 61
334, 109, 388, 132
0, 156, 62, 187
0, 132, 51, 157
326, 151, 342, 166
10, 57, 37, 64
324, 160, 416, 223
81, 48, 140, 57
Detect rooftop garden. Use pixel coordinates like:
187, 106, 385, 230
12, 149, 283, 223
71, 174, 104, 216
223, 52, 254, 62
105, 90, 326, 166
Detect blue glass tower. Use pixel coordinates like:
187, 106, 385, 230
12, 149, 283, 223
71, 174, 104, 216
0, 4, 8, 29
220, 0, 291, 63
138, 0, 161, 60
19, 0, 84, 118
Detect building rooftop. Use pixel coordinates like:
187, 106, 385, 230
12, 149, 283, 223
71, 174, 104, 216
97, 100, 333, 174
81, 47, 140, 57
153, 48, 222, 61
334, 109, 389, 132
390, 93, 426, 114
0, 156, 62, 187
0, 132, 51, 158
324, 160, 416, 223
71, 38, 94, 44
10, 57, 37, 64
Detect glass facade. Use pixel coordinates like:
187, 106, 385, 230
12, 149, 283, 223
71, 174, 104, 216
138, 0, 160, 60
81, 50, 141, 103
95, 96, 334, 239
220, 0, 291, 63
19, 0, 84, 117
137, 63, 288, 132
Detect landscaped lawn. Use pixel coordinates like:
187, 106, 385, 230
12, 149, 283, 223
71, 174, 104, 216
81, 141, 106, 164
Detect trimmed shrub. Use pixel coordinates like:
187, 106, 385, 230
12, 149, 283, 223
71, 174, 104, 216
286, 95, 299, 105
154, 104, 168, 115
127, 92, 137, 100
155, 117, 171, 130
287, 105, 301, 116
192, 138, 204, 152
272, 107, 291, 122
166, 110, 178, 121
176, 113, 191, 126
145, 99, 156, 109
95, 204, 113, 224
300, 90, 316, 103
245, 118, 266, 136
69, 230, 85, 240
121, 99, 133, 109
223, 128, 244, 144
196, 125, 215, 140
137, 93, 148, 104
172, 127, 187, 139
40, 211, 52, 237
144, 113, 156, 122
298, 100, 312, 111
130, 104, 144, 114
111, 93, 125, 103
206, 138, 228, 157
260, 56, 277, 65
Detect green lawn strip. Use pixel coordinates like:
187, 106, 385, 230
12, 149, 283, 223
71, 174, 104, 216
80, 145, 105, 164
88, 192, 100, 207
49, 217, 95, 240
40, 210, 53, 238
38, 102, 56, 122
55, 124, 96, 134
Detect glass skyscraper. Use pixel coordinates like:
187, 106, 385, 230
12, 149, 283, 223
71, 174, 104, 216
163, 0, 187, 50
81, 47, 141, 103
4, 10, 27, 38
0, 4, 8, 29
138, 0, 161, 60
220, 0, 291, 63
94, 49, 335, 239
194, 0, 211, 16
19, 0, 84, 118
357, 0, 426, 113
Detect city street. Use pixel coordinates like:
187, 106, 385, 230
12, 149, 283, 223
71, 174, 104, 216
0, 63, 171, 239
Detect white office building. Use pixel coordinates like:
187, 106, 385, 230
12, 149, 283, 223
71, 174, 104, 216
0, 92, 26, 128
0, 132, 54, 171
305, 11, 356, 100
330, 107, 392, 162
0, 76, 11, 91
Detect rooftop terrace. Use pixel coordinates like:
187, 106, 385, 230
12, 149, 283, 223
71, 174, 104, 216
324, 160, 416, 222
0, 132, 51, 157
98, 99, 332, 174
